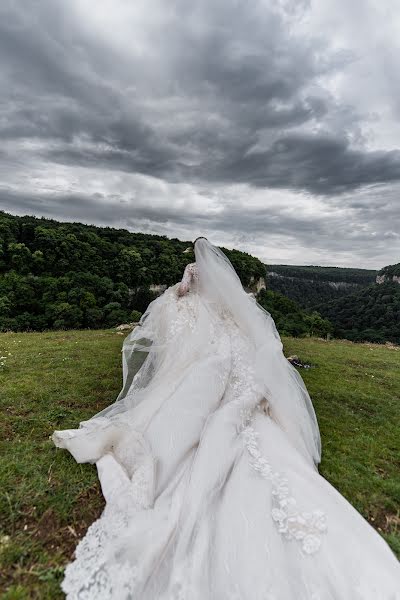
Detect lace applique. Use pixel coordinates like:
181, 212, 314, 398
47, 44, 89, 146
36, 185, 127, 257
225, 323, 328, 556
239, 411, 327, 555
225, 332, 263, 413
61, 433, 156, 599
61, 507, 142, 599
218, 304, 235, 322
168, 292, 198, 337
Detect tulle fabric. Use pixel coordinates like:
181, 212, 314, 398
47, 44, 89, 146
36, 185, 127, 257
194, 238, 321, 467
61, 238, 320, 469
52, 241, 400, 599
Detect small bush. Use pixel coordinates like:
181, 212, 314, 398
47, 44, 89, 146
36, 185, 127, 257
130, 310, 143, 323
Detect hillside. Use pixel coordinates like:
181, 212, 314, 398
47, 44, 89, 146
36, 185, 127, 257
267, 262, 400, 344
265, 264, 377, 309
376, 263, 400, 284
0, 211, 265, 332
257, 288, 332, 338
1, 330, 399, 597
316, 280, 400, 344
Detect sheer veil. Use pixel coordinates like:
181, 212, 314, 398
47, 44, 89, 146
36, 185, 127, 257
194, 238, 321, 468
53, 238, 321, 469
50, 239, 400, 600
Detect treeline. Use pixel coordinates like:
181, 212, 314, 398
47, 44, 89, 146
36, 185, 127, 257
266, 275, 362, 310
0, 211, 265, 332
257, 289, 332, 338
265, 264, 376, 309
316, 281, 400, 344
267, 264, 377, 284
379, 263, 400, 278
266, 263, 400, 344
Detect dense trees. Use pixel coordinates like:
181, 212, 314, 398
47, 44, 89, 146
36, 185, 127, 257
0, 211, 265, 332
265, 265, 376, 309
3, 211, 396, 344
266, 264, 377, 285
315, 281, 400, 344
257, 289, 333, 338
265, 262, 400, 344
379, 263, 400, 278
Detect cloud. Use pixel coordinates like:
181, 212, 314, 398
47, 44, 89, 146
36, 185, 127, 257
0, 0, 399, 267
1, 162, 399, 269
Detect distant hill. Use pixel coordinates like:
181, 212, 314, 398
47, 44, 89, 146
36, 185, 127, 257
376, 263, 400, 284
0, 211, 265, 332
265, 264, 377, 309
266, 263, 400, 344
4, 210, 396, 344
257, 288, 332, 338
316, 277, 400, 344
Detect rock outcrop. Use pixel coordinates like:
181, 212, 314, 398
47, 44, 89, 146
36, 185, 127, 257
376, 274, 400, 284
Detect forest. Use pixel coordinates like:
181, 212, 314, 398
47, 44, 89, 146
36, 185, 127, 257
1, 211, 398, 344
0, 211, 266, 332
256, 288, 332, 339
379, 263, 400, 278
267, 264, 377, 284
315, 281, 400, 344
266, 264, 377, 309
266, 263, 400, 344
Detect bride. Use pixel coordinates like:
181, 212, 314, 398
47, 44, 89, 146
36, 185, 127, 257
52, 237, 399, 599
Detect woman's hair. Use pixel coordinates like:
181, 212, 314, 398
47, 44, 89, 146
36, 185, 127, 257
193, 236, 208, 245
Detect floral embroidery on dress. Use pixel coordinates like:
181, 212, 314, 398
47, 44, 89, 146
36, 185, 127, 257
225, 321, 328, 557
239, 415, 327, 555
61, 507, 142, 599
161, 263, 201, 339
61, 433, 156, 599
54, 251, 400, 600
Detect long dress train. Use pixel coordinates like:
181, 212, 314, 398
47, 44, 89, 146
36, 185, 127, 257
52, 248, 400, 599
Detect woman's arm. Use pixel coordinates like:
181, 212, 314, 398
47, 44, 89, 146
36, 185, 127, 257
177, 263, 195, 296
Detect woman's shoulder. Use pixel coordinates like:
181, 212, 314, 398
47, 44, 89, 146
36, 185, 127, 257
184, 262, 198, 275
188, 262, 199, 277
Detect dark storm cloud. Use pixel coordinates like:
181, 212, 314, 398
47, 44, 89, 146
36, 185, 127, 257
213, 134, 400, 194
0, 186, 328, 241
2, 0, 400, 196
1, 0, 400, 268
3, 182, 399, 261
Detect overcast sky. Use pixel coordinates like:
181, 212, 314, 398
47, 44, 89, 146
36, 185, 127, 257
1, 0, 399, 268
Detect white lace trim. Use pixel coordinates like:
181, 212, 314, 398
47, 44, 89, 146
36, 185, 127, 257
61, 434, 155, 599
62, 506, 141, 599
239, 407, 327, 555
226, 323, 328, 557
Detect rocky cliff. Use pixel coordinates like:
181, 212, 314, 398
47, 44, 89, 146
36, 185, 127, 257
376, 263, 400, 284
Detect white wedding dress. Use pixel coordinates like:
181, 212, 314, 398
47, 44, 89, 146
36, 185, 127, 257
52, 239, 400, 599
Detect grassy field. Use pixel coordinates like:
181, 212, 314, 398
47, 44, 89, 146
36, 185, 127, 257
0, 330, 399, 598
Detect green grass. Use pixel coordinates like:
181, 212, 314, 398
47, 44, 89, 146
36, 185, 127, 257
0, 331, 399, 598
